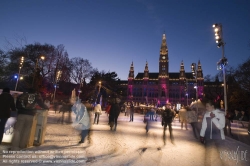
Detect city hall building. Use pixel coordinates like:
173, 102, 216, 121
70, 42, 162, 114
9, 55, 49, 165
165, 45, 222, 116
125, 33, 204, 107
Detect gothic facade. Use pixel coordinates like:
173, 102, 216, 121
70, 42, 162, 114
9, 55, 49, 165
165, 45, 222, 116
127, 33, 204, 106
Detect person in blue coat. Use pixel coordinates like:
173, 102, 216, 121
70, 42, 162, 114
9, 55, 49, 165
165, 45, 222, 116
71, 99, 90, 143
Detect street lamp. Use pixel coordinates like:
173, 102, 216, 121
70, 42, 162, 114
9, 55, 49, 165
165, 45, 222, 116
212, 23, 228, 114
15, 56, 24, 91
184, 78, 188, 106
98, 81, 101, 90
32, 55, 45, 88
194, 83, 198, 100
191, 63, 198, 101
53, 70, 62, 103
191, 63, 199, 113
40, 56, 45, 60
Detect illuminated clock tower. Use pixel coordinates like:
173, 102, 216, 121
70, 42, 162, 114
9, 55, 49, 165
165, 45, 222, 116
158, 33, 169, 105
159, 34, 169, 76
128, 61, 134, 101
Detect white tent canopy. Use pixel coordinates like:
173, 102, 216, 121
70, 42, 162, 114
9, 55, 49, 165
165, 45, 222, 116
0, 89, 23, 95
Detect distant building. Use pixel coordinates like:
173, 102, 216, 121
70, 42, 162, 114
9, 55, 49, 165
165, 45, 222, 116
121, 33, 204, 106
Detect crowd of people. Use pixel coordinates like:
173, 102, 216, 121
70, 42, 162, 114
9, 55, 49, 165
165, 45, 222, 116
1, 86, 249, 158
99, 100, 250, 149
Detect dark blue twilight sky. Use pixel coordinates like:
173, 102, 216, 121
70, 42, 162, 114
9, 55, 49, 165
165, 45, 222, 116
1, 0, 250, 80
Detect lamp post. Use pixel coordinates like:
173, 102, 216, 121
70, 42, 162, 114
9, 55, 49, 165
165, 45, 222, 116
191, 63, 199, 113
184, 78, 188, 106
191, 63, 199, 101
53, 70, 62, 103
186, 93, 188, 106
14, 56, 24, 91
32, 55, 45, 88
194, 83, 198, 101
212, 23, 228, 114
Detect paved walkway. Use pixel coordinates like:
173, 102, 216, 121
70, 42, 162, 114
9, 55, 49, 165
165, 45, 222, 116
227, 120, 250, 146
0, 110, 250, 166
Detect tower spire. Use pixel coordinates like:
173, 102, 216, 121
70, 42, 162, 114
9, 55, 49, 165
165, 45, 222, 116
145, 61, 148, 71
160, 33, 168, 56
144, 61, 149, 78
128, 61, 134, 79
197, 60, 203, 79
180, 60, 185, 78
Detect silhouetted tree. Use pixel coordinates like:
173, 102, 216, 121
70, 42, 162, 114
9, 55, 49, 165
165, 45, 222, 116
228, 56, 250, 110
0, 49, 9, 81
234, 57, 250, 93
70, 57, 95, 86
204, 74, 213, 82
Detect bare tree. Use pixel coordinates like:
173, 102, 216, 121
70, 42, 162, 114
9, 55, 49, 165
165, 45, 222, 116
59, 52, 71, 82
0, 49, 9, 81
234, 56, 250, 93
54, 45, 71, 83
70, 57, 94, 86
204, 74, 213, 82
3, 34, 27, 52
0, 49, 8, 68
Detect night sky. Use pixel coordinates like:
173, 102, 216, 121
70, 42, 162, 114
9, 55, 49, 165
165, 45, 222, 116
1, 0, 249, 80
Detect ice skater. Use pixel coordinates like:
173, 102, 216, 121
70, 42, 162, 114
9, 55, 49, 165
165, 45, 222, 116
109, 97, 121, 131
161, 103, 175, 145
71, 99, 90, 144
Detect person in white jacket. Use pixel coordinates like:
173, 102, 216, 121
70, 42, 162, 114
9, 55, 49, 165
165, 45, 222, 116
93, 103, 102, 124
200, 100, 226, 166
200, 101, 225, 142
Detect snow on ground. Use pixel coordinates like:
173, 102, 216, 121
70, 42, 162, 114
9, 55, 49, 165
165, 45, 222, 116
0, 110, 249, 166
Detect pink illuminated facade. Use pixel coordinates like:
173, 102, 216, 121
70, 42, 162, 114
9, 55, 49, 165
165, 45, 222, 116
127, 33, 204, 106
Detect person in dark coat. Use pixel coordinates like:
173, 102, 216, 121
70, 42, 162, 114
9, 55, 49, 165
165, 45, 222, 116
224, 110, 233, 136
11, 88, 48, 150
109, 98, 121, 131
233, 109, 242, 120
239, 111, 249, 121
0, 87, 16, 144
145, 109, 154, 133
129, 101, 134, 122
161, 103, 175, 145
